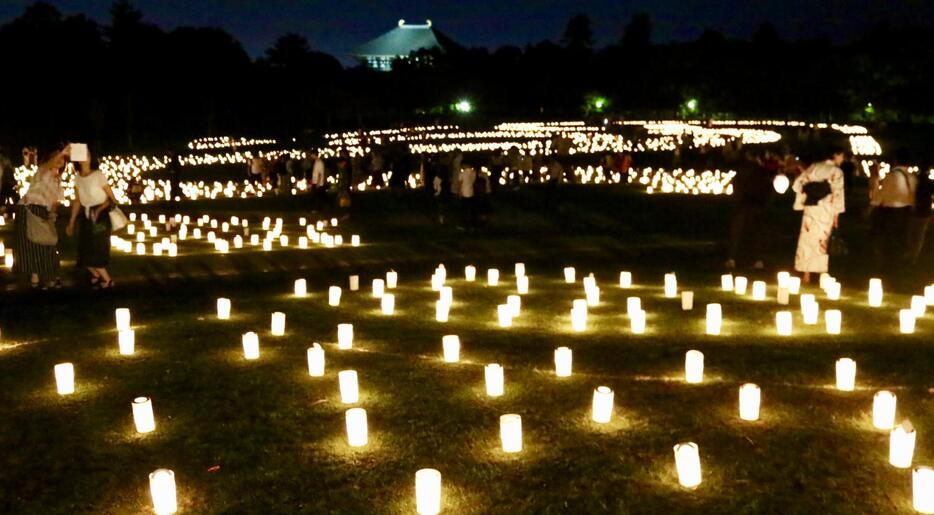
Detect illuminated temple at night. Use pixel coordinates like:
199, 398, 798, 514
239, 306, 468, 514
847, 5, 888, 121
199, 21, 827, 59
352, 19, 459, 71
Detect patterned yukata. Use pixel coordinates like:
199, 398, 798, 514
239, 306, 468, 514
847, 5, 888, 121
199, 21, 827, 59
792, 160, 845, 273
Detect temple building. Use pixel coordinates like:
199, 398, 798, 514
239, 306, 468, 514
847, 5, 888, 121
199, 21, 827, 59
352, 19, 458, 71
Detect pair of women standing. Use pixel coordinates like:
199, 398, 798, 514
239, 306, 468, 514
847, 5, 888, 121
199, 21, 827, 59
14, 144, 117, 289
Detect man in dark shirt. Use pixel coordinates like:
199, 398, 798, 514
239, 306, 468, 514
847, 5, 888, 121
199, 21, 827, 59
726, 149, 774, 269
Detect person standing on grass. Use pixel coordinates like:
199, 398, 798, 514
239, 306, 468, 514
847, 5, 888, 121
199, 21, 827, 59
166, 151, 181, 202
908, 162, 932, 264
457, 161, 478, 229
726, 149, 773, 270
0, 146, 18, 212
869, 148, 917, 273
67, 153, 118, 289
14, 145, 68, 289
310, 151, 327, 212
792, 147, 846, 284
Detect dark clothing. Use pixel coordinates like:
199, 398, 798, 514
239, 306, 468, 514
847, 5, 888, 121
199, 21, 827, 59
871, 206, 912, 273
77, 208, 111, 268
727, 165, 773, 261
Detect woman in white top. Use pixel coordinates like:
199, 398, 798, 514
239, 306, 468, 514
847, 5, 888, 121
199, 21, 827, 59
67, 152, 118, 288
14, 145, 69, 288
792, 149, 846, 283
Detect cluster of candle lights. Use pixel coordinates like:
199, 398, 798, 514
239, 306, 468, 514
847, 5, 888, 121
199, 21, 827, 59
37, 260, 934, 513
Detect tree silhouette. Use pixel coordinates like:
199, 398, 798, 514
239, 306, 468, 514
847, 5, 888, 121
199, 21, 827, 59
622, 13, 652, 48
562, 14, 593, 50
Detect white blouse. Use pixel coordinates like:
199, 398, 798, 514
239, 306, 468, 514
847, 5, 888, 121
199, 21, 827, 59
75, 170, 109, 208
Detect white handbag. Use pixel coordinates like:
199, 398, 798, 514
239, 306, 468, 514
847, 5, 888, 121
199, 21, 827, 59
109, 206, 128, 231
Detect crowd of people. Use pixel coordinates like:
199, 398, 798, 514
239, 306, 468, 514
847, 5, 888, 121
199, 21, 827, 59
0, 135, 930, 292
727, 144, 932, 283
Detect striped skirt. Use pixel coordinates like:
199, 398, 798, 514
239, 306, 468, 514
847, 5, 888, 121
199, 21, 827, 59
13, 204, 60, 280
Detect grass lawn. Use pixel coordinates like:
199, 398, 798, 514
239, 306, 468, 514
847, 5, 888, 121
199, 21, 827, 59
1, 184, 932, 513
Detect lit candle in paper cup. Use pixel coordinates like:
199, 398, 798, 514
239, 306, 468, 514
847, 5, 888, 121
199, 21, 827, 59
873, 390, 897, 430
415, 468, 442, 515
752, 281, 766, 301
485, 364, 504, 397
591, 386, 614, 423
118, 329, 135, 355
835, 358, 856, 391
911, 295, 927, 318
54, 363, 75, 395
337, 323, 354, 350
868, 278, 883, 307
514, 262, 525, 277
270, 312, 286, 336
674, 442, 702, 488
500, 414, 522, 453
720, 274, 733, 291
294, 279, 307, 297
242, 332, 260, 359
307, 343, 325, 376
914, 466, 934, 514
890, 419, 916, 468
498, 304, 513, 327
619, 271, 632, 288
464, 265, 476, 282
626, 297, 642, 317
381, 294, 395, 315
329, 286, 342, 306
571, 306, 587, 332
825, 309, 842, 334
554, 346, 572, 377
900, 309, 916, 334
435, 300, 450, 322
706, 304, 722, 335
349, 275, 359, 291
734, 276, 748, 295
149, 469, 177, 515
630, 309, 646, 334
776, 311, 792, 336
685, 350, 704, 383
487, 268, 500, 286
564, 267, 576, 283
664, 273, 677, 298
338, 370, 359, 404
739, 384, 761, 421
132, 396, 156, 433
372, 279, 385, 298
345, 408, 368, 447
517, 275, 529, 294
386, 271, 398, 289
442, 335, 460, 363
681, 291, 694, 311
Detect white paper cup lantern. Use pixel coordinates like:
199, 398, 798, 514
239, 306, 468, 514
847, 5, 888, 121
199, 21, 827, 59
706, 304, 722, 335
627, 297, 642, 317
351, 234, 360, 247
583, 275, 596, 292
442, 335, 460, 363
720, 274, 733, 291
440, 286, 453, 305
464, 265, 476, 282
514, 263, 525, 277
873, 390, 897, 430
802, 298, 819, 326
777, 286, 790, 305
752, 281, 767, 301
826, 280, 841, 300
591, 386, 614, 423
372, 279, 385, 298
435, 300, 450, 322
630, 309, 646, 334
498, 304, 513, 327
339, 370, 359, 404
739, 384, 761, 421
500, 414, 522, 453
487, 268, 500, 286
788, 276, 801, 295
133, 396, 156, 433
271, 312, 286, 336
868, 278, 884, 307
386, 271, 398, 289
300, 342, 324, 376
507, 295, 521, 317
685, 350, 704, 383
664, 273, 678, 298
118, 329, 135, 355
900, 309, 916, 334
115, 308, 131, 331
54, 363, 75, 395
554, 346, 572, 377
242, 332, 260, 359
914, 466, 934, 514
337, 324, 354, 350
681, 291, 694, 311
485, 364, 504, 397
734, 276, 748, 295
564, 267, 576, 283
912, 295, 927, 318
926, 285, 934, 306
619, 271, 632, 288
517, 275, 529, 294
329, 286, 342, 306
825, 309, 842, 334
149, 469, 177, 515
381, 294, 395, 315
776, 311, 793, 336
777, 271, 790, 288
570, 306, 587, 332
415, 468, 442, 515
890, 420, 916, 468
585, 286, 600, 307
294, 279, 307, 297
835, 358, 856, 391
217, 298, 231, 319
673, 442, 702, 488
345, 408, 368, 447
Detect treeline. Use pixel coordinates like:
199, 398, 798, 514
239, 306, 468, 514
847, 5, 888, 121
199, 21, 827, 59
1, 2, 932, 153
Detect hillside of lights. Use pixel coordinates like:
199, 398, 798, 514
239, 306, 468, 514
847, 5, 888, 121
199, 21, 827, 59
10, 119, 917, 207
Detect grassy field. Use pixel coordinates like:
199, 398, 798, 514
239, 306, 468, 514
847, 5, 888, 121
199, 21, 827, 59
1, 184, 932, 513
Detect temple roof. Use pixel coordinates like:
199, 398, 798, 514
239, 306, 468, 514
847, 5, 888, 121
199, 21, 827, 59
353, 20, 458, 57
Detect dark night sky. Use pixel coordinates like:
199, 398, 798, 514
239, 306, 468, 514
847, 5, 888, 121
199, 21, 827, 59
1, 0, 931, 63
